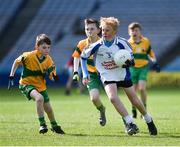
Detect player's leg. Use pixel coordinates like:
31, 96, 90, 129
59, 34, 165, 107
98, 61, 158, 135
40, 90, 65, 134
89, 88, 106, 126
132, 84, 138, 118
65, 67, 73, 95
123, 86, 157, 135
130, 67, 139, 118
43, 101, 65, 134
65, 76, 73, 95
104, 83, 139, 135
30, 89, 48, 134
138, 65, 148, 109
138, 80, 147, 109
88, 73, 106, 126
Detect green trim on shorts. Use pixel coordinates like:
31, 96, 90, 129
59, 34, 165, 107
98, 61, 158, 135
87, 72, 102, 91
130, 65, 148, 84
19, 85, 49, 103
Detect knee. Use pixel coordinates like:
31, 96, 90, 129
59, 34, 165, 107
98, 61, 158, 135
36, 95, 44, 103
139, 88, 146, 92
90, 93, 99, 103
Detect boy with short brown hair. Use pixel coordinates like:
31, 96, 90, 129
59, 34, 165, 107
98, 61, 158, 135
8, 34, 65, 134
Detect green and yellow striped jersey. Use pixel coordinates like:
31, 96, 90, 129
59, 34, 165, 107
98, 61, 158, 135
128, 36, 156, 68
15, 50, 56, 92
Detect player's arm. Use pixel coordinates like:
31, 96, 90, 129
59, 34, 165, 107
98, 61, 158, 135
147, 45, 160, 72
73, 57, 80, 81
80, 44, 98, 85
47, 59, 59, 82
122, 40, 135, 68
72, 45, 82, 81
8, 55, 23, 89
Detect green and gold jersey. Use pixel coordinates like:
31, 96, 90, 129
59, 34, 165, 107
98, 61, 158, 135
128, 36, 155, 68
72, 38, 99, 73
16, 50, 56, 92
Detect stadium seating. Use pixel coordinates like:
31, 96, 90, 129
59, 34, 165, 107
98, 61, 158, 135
0, 0, 96, 72
162, 56, 180, 71
91, 0, 180, 56
0, 0, 24, 34
0, 0, 180, 73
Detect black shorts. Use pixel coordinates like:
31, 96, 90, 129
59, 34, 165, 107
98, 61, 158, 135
103, 80, 133, 88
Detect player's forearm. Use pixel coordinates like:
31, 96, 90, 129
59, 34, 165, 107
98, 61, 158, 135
73, 57, 80, 72
80, 57, 89, 79
9, 60, 19, 76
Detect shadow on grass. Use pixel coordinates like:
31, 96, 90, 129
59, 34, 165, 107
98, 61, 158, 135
66, 131, 180, 139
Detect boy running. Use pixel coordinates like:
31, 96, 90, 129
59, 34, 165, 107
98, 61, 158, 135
8, 34, 65, 134
81, 17, 158, 136
72, 18, 106, 126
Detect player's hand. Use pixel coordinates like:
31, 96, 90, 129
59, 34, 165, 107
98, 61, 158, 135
8, 76, 14, 90
122, 59, 135, 68
73, 72, 80, 82
82, 77, 89, 86
52, 73, 59, 82
152, 62, 160, 73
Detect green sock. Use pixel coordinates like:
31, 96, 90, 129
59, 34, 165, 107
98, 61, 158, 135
51, 120, 58, 127
38, 116, 46, 126
122, 117, 127, 125
144, 103, 147, 109
97, 104, 105, 112
132, 106, 136, 111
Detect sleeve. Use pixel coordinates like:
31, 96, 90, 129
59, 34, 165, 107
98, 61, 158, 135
15, 52, 28, 65
72, 42, 83, 58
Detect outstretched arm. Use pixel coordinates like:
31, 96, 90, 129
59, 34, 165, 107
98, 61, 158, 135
9, 59, 19, 77
8, 60, 19, 89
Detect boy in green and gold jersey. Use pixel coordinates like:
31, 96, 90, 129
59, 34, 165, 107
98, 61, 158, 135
72, 18, 106, 126
128, 22, 160, 118
8, 34, 65, 134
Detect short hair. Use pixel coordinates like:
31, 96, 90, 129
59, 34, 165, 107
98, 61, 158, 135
100, 17, 120, 32
84, 18, 99, 28
36, 34, 51, 46
128, 22, 142, 30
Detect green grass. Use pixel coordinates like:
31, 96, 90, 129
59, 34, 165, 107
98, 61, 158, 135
0, 87, 180, 146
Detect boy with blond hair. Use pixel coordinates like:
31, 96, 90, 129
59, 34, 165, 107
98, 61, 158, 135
8, 34, 65, 134
81, 17, 157, 135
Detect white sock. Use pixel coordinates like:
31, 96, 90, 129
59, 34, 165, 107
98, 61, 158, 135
124, 115, 133, 124
143, 113, 152, 123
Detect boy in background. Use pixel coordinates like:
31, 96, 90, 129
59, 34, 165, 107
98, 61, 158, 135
128, 22, 160, 118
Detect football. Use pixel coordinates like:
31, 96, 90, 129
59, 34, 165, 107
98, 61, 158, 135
113, 49, 131, 66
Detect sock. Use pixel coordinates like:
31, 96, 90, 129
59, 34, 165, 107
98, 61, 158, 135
51, 120, 58, 127
132, 106, 136, 111
123, 115, 133, 124
143, 103, 147, 110
97, 104, 105, 112
38, 116, 46, 126
122, 117, 127, 125
143, 113, 152, 123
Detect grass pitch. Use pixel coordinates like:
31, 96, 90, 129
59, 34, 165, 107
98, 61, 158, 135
0, 87, 180, 146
